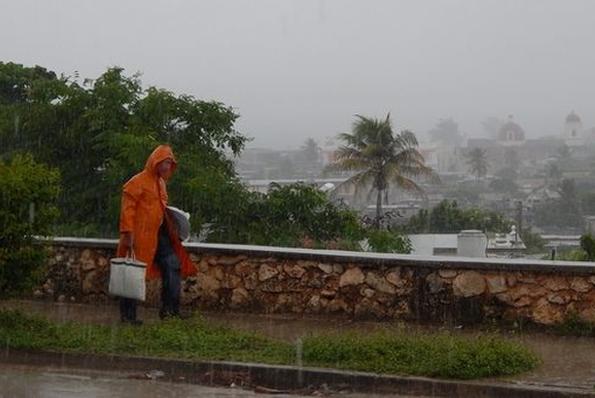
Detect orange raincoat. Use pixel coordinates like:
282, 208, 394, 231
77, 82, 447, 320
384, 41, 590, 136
116, 145, 196, 280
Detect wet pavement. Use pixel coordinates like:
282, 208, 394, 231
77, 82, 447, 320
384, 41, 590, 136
2, 300, 595, 392
0, 363, 310, 398
0, 364, 427, 398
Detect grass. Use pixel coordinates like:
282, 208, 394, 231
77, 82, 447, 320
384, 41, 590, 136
554, 312, 595, 337
302, 332, 538, 379
0, 310, 538, 380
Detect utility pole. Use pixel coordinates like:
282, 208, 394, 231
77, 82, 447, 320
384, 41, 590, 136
516, 200, 523, 237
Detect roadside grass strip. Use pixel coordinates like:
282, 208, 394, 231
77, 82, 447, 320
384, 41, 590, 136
0, 310, 538, 379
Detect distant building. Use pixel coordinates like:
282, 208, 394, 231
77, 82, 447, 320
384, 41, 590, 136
364, 203, 422, 223
498, 115, 525, 146
408, 226, 526, 258
562, 111, 584, 147
245, 178, 349, 194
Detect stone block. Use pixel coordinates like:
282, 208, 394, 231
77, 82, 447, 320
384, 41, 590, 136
386, 271, 405, 288
570, 277, 592, 293
333, 264, 344, 274
283, 263, 306, 279
453, 271, 486, 298
485, 274, 507, 294
541, 276, 569, 292
438, 269, 458, 279
365, 272, 396, 294
425, 273, 446, 294
547, 291, 575, 305
230, 287, 249, 307
217, 255, 248, 266
327, 298, 348, 313
339, 267, 364, 287
197, 273, 221, 292
317, 263, 333, 274
532, 297, 564, 325
258, 264, 279, 281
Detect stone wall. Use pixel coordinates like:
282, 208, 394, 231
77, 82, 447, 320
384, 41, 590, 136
35, 238, 595, 325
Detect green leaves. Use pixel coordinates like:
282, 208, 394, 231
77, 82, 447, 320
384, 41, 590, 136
0, 154, 60, 242
0, 63, 246, 236
366, 229, 411, 253
200, 182, 365, 248
332, 114, 436, 226
406, 200, 511, 234
465, 147, 489, 179
0, 154, 60, 295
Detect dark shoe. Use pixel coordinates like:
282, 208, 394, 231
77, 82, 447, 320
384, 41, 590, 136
159, 309, 170, 320
173, 311, 192, 320
121, 318, 143, 326
160, 310, 191, 320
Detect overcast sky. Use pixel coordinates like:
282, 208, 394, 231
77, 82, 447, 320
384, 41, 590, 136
2, 0, 595, 148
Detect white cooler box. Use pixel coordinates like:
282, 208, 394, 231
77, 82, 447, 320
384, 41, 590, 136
109, 256, 147, 301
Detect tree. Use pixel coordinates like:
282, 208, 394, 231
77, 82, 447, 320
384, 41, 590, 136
558, 178, 580, 216
490, 163, 519, 195
489, 176, 519, 195
557, 144, 571, 160
0, 62, 247, 236
428, 118, 464, 147
405, 200, 510, 234
533, 179, 582, 229
204, 182, 366, 248
0, 63, 410, 254
545, 162, 562, 186
0, 154, 60, 295
301, 137, 321, 163
465, 148, 488, 180
331, 114, 435, 227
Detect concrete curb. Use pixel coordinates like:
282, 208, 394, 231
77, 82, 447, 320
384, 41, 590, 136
2, 349, 593, 397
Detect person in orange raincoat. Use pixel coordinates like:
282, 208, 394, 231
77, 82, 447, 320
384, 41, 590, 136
117, 144, 197, 324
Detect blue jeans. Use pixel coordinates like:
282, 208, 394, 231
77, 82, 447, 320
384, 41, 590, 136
155, 224, 181, 317
119, 224, 181, 321
120, 297, 137, 321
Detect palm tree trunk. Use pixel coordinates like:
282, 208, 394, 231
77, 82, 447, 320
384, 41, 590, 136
375, 189, 383, 228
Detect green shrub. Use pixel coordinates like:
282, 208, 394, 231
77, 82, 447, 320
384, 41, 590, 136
206, 182, 366, 249
0, 154, 60, 295
555, 312, 595, 337
366, 229, 412, 253
406, 200, 511, 234
580, 234, 595, 261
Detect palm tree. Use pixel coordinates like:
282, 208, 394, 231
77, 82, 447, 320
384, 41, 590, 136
301, 137, 321, 163
465, 148, 488, 180
331, 114, 435, 227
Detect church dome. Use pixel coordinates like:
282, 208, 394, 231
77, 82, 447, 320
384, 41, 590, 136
566, 111, 581, 124
498, 116, 525, 142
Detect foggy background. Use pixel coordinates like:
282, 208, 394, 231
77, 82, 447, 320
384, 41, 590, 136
2, 0, 594, 148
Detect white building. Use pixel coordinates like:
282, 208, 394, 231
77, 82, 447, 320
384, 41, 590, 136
562, 111, 584, 147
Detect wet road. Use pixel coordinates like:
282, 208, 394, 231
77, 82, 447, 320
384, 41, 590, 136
0, 364, 426, 398
0, 364, 307, 398
3, 300, 595, 391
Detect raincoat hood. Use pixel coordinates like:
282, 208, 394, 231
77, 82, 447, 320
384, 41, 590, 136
144, 145, 177, 178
